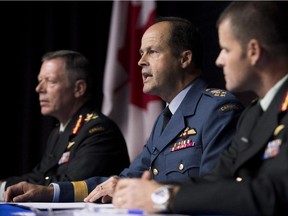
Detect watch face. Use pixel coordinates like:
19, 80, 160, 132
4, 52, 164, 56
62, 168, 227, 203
151, 187, 170, 204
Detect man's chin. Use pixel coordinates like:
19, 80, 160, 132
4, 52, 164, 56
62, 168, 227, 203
143, 89, 154, 95
41, 109, 52, 116
143, 85, 156, 95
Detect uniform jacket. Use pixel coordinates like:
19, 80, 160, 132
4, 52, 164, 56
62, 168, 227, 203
57, 78, 244, 201
173, 79, 288, 216
3, 104, 130, 189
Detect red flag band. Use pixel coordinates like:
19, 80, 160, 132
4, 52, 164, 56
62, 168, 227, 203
102, 1, 163, 161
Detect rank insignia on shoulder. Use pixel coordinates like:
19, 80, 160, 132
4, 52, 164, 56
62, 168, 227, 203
89, 126, 105, 134
262, 139, 282, 159
280, 91, 288, 112
220, 103, 242, 112
85, 113, 98, 122
205, 88, 227, 97
179, 127, 196, 138
170, 139, 195, 152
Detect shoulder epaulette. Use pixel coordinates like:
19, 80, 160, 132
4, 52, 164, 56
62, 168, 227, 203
89, 126, 105, 134
84, 113, 99, 122
219, 103, 242, 112
205, 88, 227, 97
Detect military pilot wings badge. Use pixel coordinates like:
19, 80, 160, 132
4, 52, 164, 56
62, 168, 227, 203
170, 127, 197, 152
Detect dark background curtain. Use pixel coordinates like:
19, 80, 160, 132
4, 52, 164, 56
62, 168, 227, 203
0, 1, 253, 179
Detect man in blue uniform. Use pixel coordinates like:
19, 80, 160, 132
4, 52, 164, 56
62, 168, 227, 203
4, 17, 243, 203
112, 2, 288, 215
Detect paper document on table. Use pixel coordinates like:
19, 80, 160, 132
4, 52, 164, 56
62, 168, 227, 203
12, 202, 91, 209
9, 202, 146, 215
0, 202, 187, 215
74, 203, 145, 215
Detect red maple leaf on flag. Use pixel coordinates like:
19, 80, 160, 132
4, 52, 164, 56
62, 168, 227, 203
102, 1, 163, 161
117, 2, 160, 109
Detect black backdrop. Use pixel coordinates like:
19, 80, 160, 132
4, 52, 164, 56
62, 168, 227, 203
0, 1, 253, 179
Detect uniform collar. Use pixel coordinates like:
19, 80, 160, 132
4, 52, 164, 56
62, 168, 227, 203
260, 74, 288, 111
167, 83, 193, 115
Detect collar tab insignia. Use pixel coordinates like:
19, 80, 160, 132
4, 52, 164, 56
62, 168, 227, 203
72, 115, 84, 135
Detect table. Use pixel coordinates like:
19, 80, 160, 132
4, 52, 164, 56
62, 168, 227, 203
0, 202, 188, 216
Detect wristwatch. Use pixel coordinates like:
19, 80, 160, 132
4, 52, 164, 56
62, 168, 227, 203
151, 185, 173, 211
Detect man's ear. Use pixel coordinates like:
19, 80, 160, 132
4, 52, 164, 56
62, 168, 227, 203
180, 50, 192, 68
74, 80, 87, 98
247, 39, 261, 65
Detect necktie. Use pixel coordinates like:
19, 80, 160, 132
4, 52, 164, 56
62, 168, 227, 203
240, 102, 263, 143
254, 102, 263, 121
247, 102, 263, 134
162, 106, 172, 133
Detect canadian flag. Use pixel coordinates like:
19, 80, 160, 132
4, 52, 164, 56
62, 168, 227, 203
102, 0, 163, 162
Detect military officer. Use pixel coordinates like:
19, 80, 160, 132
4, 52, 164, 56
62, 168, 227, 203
0, 50, 130, 201
112, 2, 288, 215
4, 17, 243, 203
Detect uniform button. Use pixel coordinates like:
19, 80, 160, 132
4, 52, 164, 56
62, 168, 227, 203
179, 163, 184, 170
45, 176, 50, 180
153, 168, 159, 175
236, 177, 242, 182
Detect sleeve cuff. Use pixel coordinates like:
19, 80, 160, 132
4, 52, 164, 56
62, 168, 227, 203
49, 183, 60, 202
0, 181, 6, 201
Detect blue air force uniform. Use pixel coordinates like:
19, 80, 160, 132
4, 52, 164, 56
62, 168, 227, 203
57, 78, 244, 202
